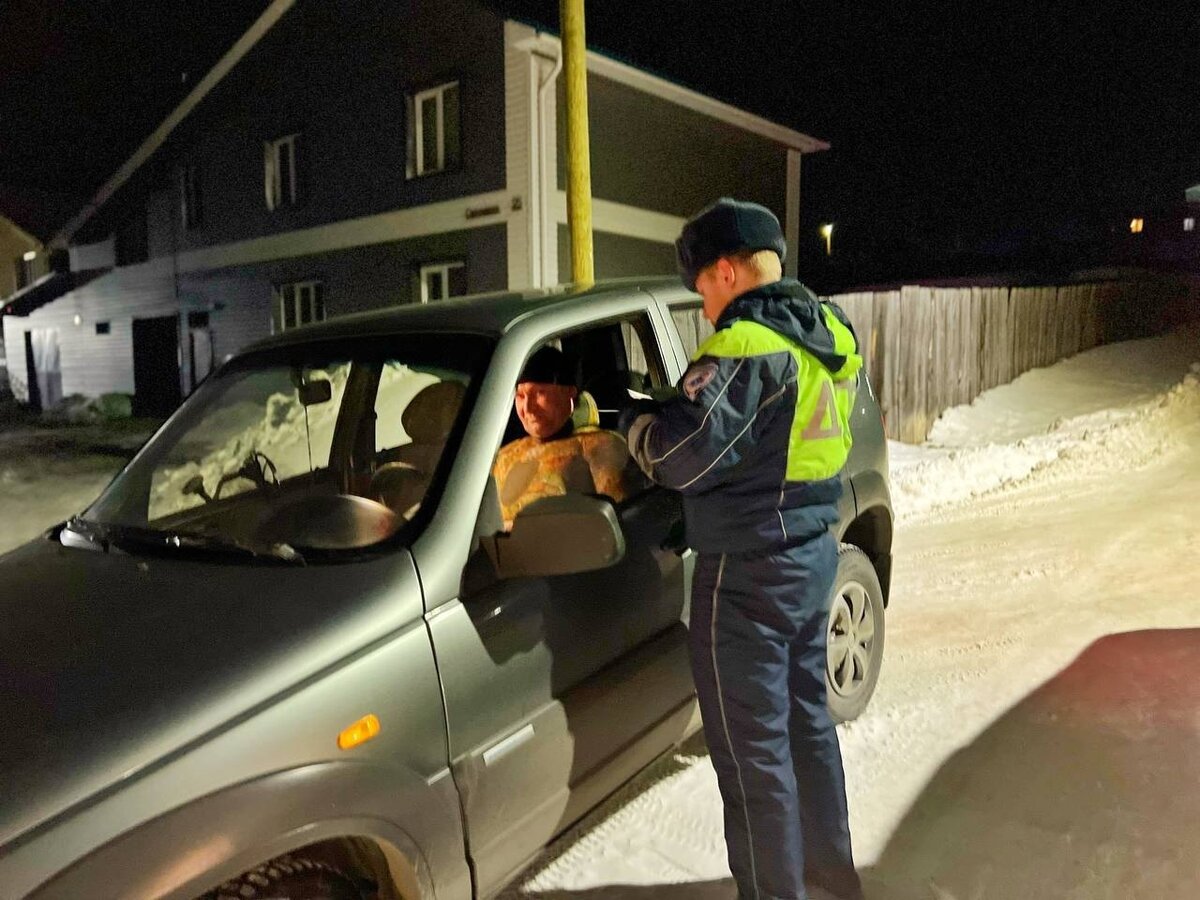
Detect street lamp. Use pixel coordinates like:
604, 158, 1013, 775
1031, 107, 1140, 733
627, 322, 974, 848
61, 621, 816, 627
819, 223, 834, 256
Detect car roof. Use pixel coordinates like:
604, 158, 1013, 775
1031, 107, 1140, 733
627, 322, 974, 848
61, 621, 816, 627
243, 276, 693, 353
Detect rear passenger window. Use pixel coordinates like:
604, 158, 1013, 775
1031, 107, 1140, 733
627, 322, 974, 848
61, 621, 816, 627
566, 314, 668, 424
670, 304, 715, 361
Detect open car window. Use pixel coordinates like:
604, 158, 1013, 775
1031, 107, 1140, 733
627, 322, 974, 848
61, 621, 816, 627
82, 332, 491, 559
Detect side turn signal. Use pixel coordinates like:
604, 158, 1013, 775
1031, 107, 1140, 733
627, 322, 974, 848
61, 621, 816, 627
337, 714, 381, 751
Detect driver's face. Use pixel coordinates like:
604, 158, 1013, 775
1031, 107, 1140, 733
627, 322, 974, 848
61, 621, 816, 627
514, 381, 577, 440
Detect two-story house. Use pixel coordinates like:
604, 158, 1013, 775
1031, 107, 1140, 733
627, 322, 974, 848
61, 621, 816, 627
3, 0, 827, 415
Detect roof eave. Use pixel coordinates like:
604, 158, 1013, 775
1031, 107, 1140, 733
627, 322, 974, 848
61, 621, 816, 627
50, 0, 298, 249
512, 28, 829, 153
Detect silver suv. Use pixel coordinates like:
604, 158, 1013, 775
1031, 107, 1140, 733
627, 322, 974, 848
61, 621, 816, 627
0, 279, 891, 900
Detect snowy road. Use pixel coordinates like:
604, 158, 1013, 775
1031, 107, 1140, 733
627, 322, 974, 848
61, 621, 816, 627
505, 327, 1200, 900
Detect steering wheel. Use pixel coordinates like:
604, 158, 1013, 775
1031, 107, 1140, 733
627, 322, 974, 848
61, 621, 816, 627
252, 494, 401, 550
214, 450, 280, 499
185, 451, 282, 504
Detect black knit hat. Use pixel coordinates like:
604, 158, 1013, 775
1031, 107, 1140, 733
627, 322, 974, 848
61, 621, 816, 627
518, 346, 573, 385
675, 197, 787, 291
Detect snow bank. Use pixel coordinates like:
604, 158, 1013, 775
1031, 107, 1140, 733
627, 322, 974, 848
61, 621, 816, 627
889, 329, 1200, 522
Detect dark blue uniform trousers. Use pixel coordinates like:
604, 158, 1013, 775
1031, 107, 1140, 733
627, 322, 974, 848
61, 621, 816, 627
690, 532, 858, 900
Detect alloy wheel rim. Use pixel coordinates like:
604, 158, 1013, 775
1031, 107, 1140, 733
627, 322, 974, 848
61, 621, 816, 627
827, 579, 875, 699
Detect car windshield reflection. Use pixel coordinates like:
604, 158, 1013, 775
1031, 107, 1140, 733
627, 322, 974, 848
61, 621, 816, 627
79, 332, 492, 559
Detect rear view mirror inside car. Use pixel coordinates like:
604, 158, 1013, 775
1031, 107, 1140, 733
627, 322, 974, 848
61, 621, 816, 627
297, 379, 333, 406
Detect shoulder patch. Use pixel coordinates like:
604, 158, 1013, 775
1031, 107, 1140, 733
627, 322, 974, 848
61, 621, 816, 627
682, 360, 719, 400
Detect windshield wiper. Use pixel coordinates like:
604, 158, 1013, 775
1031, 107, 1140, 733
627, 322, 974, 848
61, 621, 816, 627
60, 516, 110, 552
61, 518, 304, 565
158, 531, 305, 565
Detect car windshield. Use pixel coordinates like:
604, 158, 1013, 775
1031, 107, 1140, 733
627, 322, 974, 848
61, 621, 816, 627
78, 332, 492, 560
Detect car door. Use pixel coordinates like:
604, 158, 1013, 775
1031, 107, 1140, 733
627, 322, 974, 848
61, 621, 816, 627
425, 308, 694, 897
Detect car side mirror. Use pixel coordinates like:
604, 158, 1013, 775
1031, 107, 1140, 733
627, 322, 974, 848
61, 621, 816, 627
482, 494, 625, 579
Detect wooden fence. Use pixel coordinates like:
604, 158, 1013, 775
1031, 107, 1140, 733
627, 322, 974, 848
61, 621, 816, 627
831, 278, 1191, 442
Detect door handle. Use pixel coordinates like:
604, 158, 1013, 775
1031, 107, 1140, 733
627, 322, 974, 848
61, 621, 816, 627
483, 723, 535, 767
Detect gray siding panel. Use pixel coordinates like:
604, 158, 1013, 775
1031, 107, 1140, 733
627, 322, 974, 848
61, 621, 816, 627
560, 73, 789, 221
3, 225, 505, 404
558, 226, 678, 283
181, 224, 507, 351
142, 0, 507, 255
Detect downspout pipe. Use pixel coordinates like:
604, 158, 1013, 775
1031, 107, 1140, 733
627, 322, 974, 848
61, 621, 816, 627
536, 45, 563, 288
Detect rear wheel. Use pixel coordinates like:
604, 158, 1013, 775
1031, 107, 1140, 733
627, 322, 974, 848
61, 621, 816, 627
826, 545, 886, 723
206, 855, 364, 900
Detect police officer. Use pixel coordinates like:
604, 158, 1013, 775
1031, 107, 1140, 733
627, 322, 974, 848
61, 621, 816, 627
619, 198, 864, 900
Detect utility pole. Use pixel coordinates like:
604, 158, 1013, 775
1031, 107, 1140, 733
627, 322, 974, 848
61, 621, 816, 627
561, 0, 594, 287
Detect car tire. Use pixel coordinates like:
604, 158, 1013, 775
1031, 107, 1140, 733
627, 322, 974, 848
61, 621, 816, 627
826, 545, 886, 724
207, 855, 363, 900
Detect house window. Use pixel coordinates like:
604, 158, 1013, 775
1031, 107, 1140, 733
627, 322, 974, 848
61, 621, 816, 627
408, 81, 460, 177
1129, 218, 1144, 234
180, 163, 203, 229
1185, 217, 1195, 232
264, 134, 300, 210
419, 261, 466, 303
274, 280, 324, 331
95, 322, 111, 335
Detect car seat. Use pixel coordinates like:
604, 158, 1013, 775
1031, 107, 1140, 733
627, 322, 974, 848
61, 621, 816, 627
370, 380, 466, 515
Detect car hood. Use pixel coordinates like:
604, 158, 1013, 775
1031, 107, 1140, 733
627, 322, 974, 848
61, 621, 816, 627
0, 533, 422, 849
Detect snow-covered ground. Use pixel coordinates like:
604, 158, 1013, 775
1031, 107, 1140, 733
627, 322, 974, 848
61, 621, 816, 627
503, 325, 1200, 900
1, 327, 1197, 898
0, 421, 155, 556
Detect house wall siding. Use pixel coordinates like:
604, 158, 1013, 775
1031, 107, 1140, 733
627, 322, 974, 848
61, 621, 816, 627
181, 225, 508, 327
559, 72, 789, 222
557, 226, 678, 283
2, 260, 178, 403
137, 0, 507, 257
4, 226, 505, 405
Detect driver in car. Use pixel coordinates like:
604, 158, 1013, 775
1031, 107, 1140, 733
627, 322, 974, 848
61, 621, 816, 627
493, 346, 645, 530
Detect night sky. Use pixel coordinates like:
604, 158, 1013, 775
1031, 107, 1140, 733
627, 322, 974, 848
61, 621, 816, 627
2, 0, 1197, 282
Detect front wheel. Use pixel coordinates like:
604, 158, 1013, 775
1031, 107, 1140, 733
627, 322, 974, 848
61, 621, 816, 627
206, 855, 364, 900
826, 545, 886, 723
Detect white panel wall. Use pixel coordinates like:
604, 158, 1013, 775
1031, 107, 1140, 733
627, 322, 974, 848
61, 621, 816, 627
3, 260, 176, 403
3, 263, 278, 405
180, 273, 274, 369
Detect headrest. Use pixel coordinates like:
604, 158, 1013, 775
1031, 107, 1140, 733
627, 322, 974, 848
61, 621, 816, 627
570, 390, 600, 432
402, 380, 466, 444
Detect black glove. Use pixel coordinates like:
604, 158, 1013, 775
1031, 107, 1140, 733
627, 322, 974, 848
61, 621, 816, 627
617, 398, 661, 438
